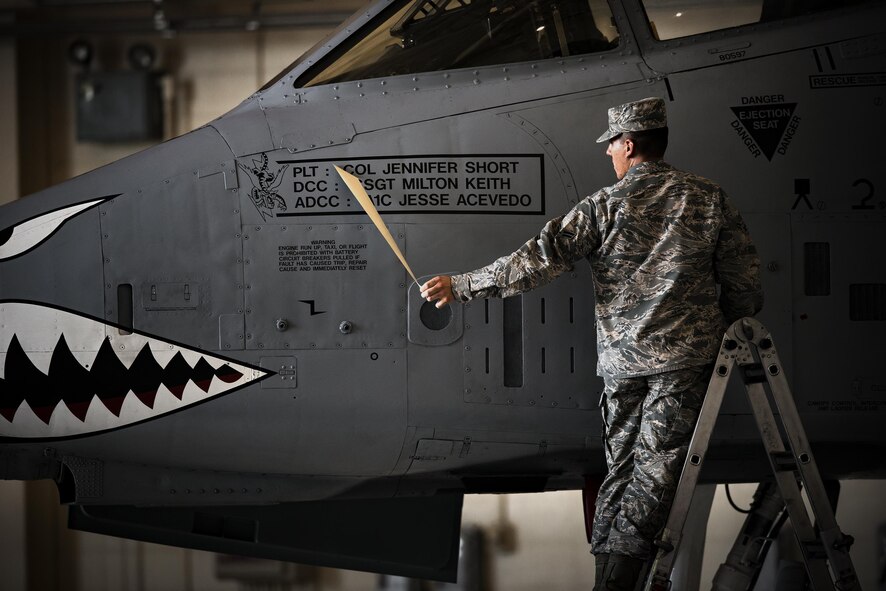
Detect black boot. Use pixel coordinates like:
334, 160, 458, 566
598, 553, 645, 591
593, 553, 610, 590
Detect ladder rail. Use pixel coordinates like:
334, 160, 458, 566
743, 377, 836, 590
643, 330, 741, 591
753, 331, 860, 590
642, 318, 861, 591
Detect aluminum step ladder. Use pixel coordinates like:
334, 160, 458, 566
642, 318, 860, 591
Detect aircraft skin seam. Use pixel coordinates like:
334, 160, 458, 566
638, 34, 882, 77
336, 78, 652, 139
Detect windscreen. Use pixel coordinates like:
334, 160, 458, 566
299, 0, 619, 88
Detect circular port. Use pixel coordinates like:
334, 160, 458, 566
420, 300, 453, 331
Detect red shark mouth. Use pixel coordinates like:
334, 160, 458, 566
0, 302, 269, 439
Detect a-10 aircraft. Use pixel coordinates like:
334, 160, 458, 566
1, 0, 885, 583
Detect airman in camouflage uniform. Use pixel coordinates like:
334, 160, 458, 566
421, 97, 763, 590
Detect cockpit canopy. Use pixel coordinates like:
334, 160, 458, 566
290, 0, 877, 89
298, 0, 619, 88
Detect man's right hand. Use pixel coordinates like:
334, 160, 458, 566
420, 276, 456, 308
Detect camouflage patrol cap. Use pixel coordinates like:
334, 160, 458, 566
595, 97, 667, 143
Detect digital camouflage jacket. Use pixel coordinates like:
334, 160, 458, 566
451, 160, 763, 378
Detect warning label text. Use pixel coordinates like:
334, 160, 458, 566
730, 96, 800, 162
278, 240, 368, 272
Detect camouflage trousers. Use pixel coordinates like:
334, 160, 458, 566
591, 365, 712, 559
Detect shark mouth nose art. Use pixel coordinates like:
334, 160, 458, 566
0, 301, 270, 439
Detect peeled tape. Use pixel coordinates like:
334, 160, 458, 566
335, 165, 420, 286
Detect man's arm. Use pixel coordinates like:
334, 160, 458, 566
421, 200, 599, 308
714, 194, 764, 323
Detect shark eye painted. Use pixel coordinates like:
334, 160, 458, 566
0, 197, 112, 261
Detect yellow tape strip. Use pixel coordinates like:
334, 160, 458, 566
335, 165, 419, 286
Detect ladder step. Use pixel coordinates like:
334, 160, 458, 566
802, 541, 828, 560
770, 451, 797, 471
653, 538, 674, 553
740, 362, 766, 384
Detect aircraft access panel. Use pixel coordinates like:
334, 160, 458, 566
242, 223, 407, 350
